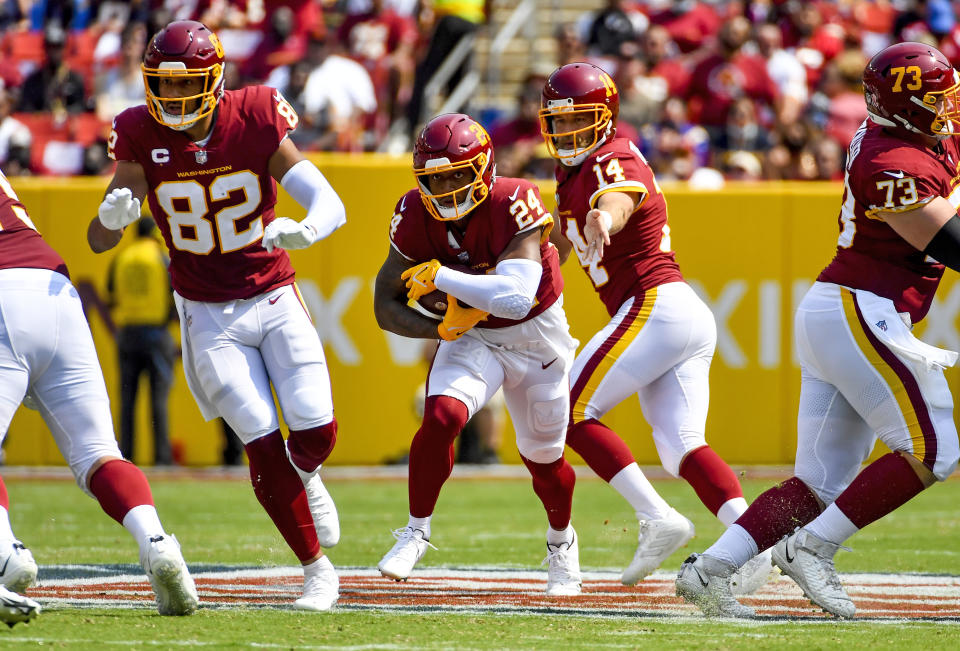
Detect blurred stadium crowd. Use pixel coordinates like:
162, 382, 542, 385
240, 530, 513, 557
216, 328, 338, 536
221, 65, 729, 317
0, 0, 958, 182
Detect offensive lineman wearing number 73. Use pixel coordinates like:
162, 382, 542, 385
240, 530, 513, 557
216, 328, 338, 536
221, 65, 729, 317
86, 19, 346, 611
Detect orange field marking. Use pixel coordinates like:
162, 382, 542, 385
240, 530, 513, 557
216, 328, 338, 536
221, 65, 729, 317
25, 565, 960, 620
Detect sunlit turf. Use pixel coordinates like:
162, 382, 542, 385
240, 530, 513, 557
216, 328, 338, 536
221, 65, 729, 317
2, 471, 959, 648
8, 472, 959, 574
2, 610, 960, 650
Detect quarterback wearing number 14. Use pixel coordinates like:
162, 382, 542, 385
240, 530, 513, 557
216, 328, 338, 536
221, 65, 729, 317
86, 20, 345, 611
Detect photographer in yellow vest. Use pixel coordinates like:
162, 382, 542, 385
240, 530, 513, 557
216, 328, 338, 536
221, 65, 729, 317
107, 217, 175, 465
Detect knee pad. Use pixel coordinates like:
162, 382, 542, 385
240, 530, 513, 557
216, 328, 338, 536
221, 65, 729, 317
793, 466, 837, 506
283, 384, 334, 430
518, 384, 567, 463
927, 447, 959, 482
657, 431, 708, 478
71, 445, 123, 498
288, 419, 337, 472
420, 396, 469, 446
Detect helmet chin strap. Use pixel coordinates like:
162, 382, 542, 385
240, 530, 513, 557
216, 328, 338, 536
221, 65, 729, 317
435, 194, 477, 220
558, 132, 608, 167
158, 105, 202, 131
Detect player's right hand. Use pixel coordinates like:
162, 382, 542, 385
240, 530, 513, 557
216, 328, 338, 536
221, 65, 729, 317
98, 188, 141, 231
402, 259, 442, 301
583, 208, 612, 261
438, 297, 488, 341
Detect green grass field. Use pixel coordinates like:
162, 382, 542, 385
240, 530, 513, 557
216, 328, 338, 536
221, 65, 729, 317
2, 469, 960, 649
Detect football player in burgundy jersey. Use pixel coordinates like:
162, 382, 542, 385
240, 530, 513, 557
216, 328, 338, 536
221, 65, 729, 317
86, 20, 345, 611
0, 170, 197, 620
373, 113, 582, 595
678, 42, 960, 618
540, 62, 769, 592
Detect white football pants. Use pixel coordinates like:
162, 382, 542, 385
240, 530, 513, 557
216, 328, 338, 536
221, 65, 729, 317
174, 283, 334, 444
428, 298, 577, 463
569, 282, 716, 476
0, 268, 121, 493
793, 282, 959, 504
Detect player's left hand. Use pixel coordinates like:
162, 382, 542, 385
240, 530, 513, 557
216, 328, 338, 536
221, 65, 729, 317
438, 297, 488, 341
583, 209, 613, 261
262, 217, 318, 252
401, 259, 442, 301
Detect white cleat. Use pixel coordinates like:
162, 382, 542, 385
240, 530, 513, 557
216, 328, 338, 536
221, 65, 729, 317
772, 528, 855, 618
378, 527, 435, 581
0, 541, 38, 593
140, 535, 199, 616
286, 445, 340, 548
544, 530, 582, 596
0, 585, 40, 628
676, 553, 755, 618
293, 555, 339, 611
621, 508, 695, 585
730, 548, 774, 596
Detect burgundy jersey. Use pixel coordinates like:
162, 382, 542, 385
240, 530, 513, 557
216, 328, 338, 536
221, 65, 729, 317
389, 177, 563, 329
0, 172, 68, 277
110, 86, 298, 302
555, 137, 683, 316
818, 120, 960, 323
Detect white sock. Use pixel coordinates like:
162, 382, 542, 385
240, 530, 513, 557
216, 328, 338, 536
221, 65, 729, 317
122, 505, 167, 554
804, 503, 859, 545
0, 506, 16, 542
704, 524, 758, 569
716, 497, 749, 527
609, 463, 672, 520
304, 555, 334, 572
546, 525, 574, 546
407, 515, 431, 539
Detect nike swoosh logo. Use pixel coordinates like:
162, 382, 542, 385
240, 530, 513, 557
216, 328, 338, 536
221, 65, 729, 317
883, 170, 905, 178
269, 295, 282, 305
509, 186, 520, 201
784, 541, 795, 563
694, 566, 709, 587
400, 196, 407, 211
0, 555, 9, 576
596, 152, 614, 163
542, 357, 558, 370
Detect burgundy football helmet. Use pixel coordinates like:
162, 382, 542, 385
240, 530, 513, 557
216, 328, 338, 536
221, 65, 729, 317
142, 20, 225, 130
540, 62, 620, 166
413, 113, 495, 221
864, 41, 960, 138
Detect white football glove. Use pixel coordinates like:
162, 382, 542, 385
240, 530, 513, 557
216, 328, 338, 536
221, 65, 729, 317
98, 187, 141, 231
262, 217, 318, 252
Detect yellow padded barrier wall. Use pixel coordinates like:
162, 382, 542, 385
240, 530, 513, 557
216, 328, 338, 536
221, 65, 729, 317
4, 156, 958, 467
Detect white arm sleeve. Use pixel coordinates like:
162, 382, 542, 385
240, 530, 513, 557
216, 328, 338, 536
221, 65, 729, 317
279, 159, 347, 241
434, 258, 542, 319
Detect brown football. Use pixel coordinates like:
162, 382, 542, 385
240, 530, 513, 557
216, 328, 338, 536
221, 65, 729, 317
409, 263, 478, 319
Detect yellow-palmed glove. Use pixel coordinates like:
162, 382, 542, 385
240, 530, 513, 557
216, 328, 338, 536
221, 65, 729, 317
401, 259, 442, 301
438, 297, 489, 341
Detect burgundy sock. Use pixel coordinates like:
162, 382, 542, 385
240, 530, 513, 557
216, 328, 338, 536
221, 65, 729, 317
565, 418, 637, 482
287, 419, 338, 473
408, 396, 469, 518
245, 430, 319, 562
835, 452, 926, 529
521, 454, 576, 530
0, 475, 8, 509
678, 445, 744, 515
88, 459, 155, 524
734, 476, 823, 551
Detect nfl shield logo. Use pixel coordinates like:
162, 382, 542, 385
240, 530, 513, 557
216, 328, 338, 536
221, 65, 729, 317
195, 149, 208, 165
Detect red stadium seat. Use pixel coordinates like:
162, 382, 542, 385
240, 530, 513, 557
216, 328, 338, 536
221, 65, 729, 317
13, 112, 111, 175
1, 31, 46, 70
